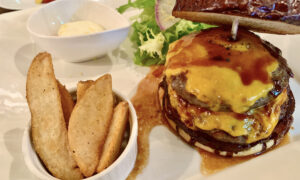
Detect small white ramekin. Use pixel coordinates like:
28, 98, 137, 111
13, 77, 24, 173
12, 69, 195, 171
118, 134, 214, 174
27, 0, 130, 62
22, 88, 138, 180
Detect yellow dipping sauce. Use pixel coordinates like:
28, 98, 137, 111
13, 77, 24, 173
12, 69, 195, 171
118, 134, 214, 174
58, 21, 105, 37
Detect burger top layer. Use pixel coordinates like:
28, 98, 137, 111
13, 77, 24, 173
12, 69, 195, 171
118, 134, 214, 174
173, 0, 300, 25
165, 27, 280, 114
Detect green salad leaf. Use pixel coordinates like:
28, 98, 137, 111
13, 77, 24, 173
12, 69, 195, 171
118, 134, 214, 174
118, 0, 214, 66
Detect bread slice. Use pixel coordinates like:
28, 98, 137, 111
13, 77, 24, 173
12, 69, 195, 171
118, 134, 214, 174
173, 11, 300, 34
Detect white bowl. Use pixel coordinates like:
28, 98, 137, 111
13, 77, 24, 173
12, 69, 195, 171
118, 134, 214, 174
22, 88, 138, 180
27, 0, 130, 62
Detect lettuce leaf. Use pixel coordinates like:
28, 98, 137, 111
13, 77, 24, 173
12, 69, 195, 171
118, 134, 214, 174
118, 0, 214, 66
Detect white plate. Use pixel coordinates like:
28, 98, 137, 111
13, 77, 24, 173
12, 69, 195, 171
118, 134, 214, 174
0, 0, 40, 10
0, 1, 299, 179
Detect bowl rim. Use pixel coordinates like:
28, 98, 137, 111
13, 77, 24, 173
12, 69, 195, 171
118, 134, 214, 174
22, 86, 138, 180
26, 0, 130, 40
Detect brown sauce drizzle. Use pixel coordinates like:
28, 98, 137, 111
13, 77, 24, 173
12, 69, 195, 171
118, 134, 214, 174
128, 66, 291, 179
167, 27, 277, 85
127, 66, 166, 180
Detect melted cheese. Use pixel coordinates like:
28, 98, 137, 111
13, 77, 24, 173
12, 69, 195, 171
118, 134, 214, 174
166, 65, 277, 113
168, 86, 287, 143
165, 28, 279, 113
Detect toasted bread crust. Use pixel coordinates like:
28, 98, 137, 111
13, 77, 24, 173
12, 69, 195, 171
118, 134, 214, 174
173, 0, 300, 34
173, 11, 300, 34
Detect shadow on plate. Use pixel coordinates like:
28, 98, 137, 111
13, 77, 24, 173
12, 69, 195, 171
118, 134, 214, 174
14, 43, 113, 79
3, 128, 37, 179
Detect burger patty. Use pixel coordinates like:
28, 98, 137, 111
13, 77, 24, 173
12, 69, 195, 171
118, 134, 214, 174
170, 39, 293, 112
161, 79, 295, 154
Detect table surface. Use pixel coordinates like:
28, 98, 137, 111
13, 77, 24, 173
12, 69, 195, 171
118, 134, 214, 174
1, 3, 300, 180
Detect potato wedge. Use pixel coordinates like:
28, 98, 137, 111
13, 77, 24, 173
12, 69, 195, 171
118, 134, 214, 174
57, 80, 74, 128
26, 52, 82, 180
77, 80, 119, 106
76, 80, 94, 102
68, 74, 114, 177
97, 101, 129, 173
